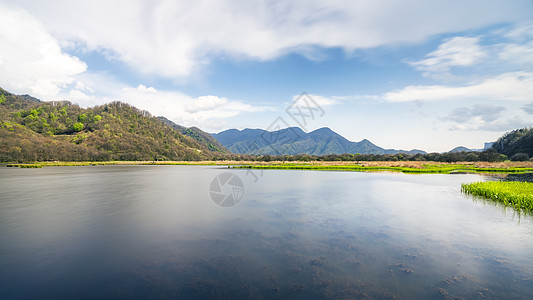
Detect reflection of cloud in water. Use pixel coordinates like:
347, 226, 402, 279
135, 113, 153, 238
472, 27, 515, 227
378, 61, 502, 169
122, 171, 533, 298
2, 167, 533, 298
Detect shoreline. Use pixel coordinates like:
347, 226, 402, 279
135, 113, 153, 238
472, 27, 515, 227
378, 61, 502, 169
3, 160, 533, 174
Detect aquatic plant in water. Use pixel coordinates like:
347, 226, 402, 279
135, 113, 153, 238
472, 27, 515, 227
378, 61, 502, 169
461, 181, 533, 213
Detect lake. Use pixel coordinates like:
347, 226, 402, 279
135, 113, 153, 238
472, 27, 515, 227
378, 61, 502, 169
1, 166, 532, 299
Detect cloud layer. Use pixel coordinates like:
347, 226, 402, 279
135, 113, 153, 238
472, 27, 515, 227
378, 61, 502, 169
384, 72, 533, 102
407, 37, 486, 78
7, 0, 533, 78
0, 3, 87, 99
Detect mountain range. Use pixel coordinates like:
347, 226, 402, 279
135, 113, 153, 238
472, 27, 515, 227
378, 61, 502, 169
3, 85, 528, 161
211, 127, 426, 155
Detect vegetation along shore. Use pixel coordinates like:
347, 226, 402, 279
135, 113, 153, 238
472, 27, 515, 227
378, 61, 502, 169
5, 160, 533, 174
462, 181, 533, 214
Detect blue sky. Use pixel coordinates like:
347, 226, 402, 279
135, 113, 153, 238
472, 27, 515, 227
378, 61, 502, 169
1, 0, 532, 152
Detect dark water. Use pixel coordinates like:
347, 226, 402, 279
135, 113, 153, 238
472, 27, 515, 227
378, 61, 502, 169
1, 166, 532, 299
505, 172, 533, 183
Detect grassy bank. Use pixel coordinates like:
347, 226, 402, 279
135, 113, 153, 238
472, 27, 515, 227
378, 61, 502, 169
4, 160, 533, 174
462, 181, 533, 213
233, 163, 533, 174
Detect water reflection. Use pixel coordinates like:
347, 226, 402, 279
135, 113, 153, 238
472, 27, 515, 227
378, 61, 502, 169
503, 172, 533, 183
1, 167, 532, 299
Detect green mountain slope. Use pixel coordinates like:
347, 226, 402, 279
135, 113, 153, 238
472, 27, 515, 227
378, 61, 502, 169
0, 88, 225, 162
157, 116, 227, 153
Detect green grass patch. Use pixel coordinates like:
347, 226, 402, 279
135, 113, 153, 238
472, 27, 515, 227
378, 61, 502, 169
462, 181, 533, 213
234, 164, 533, 174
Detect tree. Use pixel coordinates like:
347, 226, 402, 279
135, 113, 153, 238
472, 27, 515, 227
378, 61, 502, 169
511, 153, 529, 161
479, 149, 501, 162
72, 122, 84, 132
78, 114, 87, 122
465, 152, 479, 162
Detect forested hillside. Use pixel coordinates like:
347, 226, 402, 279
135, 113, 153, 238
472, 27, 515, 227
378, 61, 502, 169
0, 88, 226, 162
157, 116, 227, 153
492, 127, 533, 161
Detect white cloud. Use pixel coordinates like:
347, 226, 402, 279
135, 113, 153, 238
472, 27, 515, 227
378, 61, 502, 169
407, 37, 487, 77
6, 0, 532, 78
136, 84, 157, 93
120, 87, 270, 130
74, 80, 93, 93
0, 3, 87, 100
67, 89, 92, 102
498, 42, 533, 67
384, 72, 533, 102
185, 96, 228, 113
402, 22, 533, 82
504, 21, 533, 41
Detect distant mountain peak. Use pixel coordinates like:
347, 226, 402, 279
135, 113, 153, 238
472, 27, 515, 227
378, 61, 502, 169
448, 146, 485, 153
211, 127, 426, 155
312, 127, 334, 133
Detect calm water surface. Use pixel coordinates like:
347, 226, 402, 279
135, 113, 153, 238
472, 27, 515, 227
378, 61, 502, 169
1, 166, 532, 299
